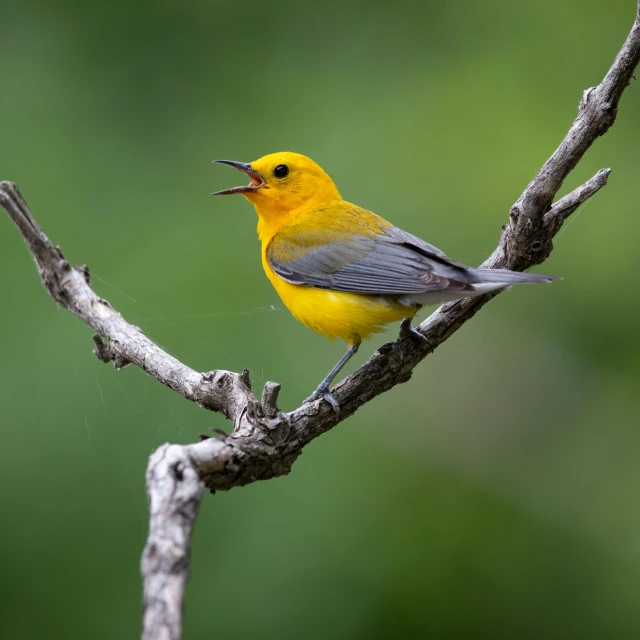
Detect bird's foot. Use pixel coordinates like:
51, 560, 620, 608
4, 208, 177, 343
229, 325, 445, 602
304, 384, 340, 414
399, 317, 430, 345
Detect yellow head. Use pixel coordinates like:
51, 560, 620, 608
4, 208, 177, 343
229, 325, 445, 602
213, 152, 340, 225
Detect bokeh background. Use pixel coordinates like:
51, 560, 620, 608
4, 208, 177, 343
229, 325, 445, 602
1, 0, 639, 638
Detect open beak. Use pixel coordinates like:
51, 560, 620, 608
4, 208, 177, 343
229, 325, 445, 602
212, 160, 265, 195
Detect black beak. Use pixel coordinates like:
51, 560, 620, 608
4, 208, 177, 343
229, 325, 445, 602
212, 160, 265, 195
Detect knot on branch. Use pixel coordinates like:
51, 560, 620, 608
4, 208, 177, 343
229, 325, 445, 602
36, 246, 78, 308
578, 86, 596, 116
92, 334, 131, 369
519, 235, 554, 269
508, 203, 521, 229
504, 204, 554, 271
78, 264, 91, 285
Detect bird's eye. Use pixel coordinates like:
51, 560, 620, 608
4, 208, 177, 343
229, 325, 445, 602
274, 164, 289, 178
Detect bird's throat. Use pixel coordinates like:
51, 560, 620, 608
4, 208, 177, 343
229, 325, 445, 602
254, 202, 301, 245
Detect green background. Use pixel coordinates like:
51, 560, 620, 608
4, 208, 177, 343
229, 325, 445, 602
2, 0, 639, 638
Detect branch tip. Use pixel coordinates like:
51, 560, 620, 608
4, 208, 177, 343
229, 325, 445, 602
543, 168, 612, 232
261, 381, 281, 419
239, 368, 251, 389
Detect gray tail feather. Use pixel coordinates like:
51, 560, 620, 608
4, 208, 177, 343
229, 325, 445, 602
465, 268, 561, 285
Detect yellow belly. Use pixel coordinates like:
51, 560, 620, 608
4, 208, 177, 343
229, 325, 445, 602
263, 260, 415, 346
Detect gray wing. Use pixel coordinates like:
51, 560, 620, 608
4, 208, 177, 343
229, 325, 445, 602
267, 223, 474, 296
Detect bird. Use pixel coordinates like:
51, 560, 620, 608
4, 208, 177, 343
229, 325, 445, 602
213, 152, 558, 412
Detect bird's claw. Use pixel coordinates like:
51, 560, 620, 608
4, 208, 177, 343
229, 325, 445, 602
304, 386, 340, 414
321, 392, 340, 414
399, 317, 430, 345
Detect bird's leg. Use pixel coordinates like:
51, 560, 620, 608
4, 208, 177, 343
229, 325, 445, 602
304, 343, 360, 413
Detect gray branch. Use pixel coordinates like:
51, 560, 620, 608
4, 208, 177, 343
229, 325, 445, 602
1, 5, 638, 639
141, 445, 203, 640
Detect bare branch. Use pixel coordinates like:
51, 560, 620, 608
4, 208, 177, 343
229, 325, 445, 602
543, 168, 611, 233
0, 182, 256, 425
505, 12, 640, 266
141, 445, 204, 640
2, 5, 639, 639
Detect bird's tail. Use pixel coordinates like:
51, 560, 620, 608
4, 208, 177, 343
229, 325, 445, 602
465, 268, 560, 285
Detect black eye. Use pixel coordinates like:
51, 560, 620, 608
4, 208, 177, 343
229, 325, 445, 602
274, 164, 289, 178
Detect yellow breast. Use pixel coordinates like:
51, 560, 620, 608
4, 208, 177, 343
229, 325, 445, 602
261, 250, 413, 346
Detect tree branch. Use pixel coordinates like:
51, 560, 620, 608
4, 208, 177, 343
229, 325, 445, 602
141, 445, 203, 640
2, 5, 638, 639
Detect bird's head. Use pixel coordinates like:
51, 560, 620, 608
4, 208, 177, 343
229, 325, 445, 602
213, 152, 340, 220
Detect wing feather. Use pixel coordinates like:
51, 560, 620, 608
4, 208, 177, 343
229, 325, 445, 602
267, 206, 474, 295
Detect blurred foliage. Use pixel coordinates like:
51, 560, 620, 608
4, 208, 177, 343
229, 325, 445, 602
1, 0, 640, 638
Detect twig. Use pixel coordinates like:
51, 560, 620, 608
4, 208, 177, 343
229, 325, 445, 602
542, 168, 611, 233
1, 5, 638, 639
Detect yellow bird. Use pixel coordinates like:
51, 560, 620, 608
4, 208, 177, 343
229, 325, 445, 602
213, 152, 557, 410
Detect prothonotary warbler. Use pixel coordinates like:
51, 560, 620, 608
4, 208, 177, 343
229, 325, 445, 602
213, 152, 558, 411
